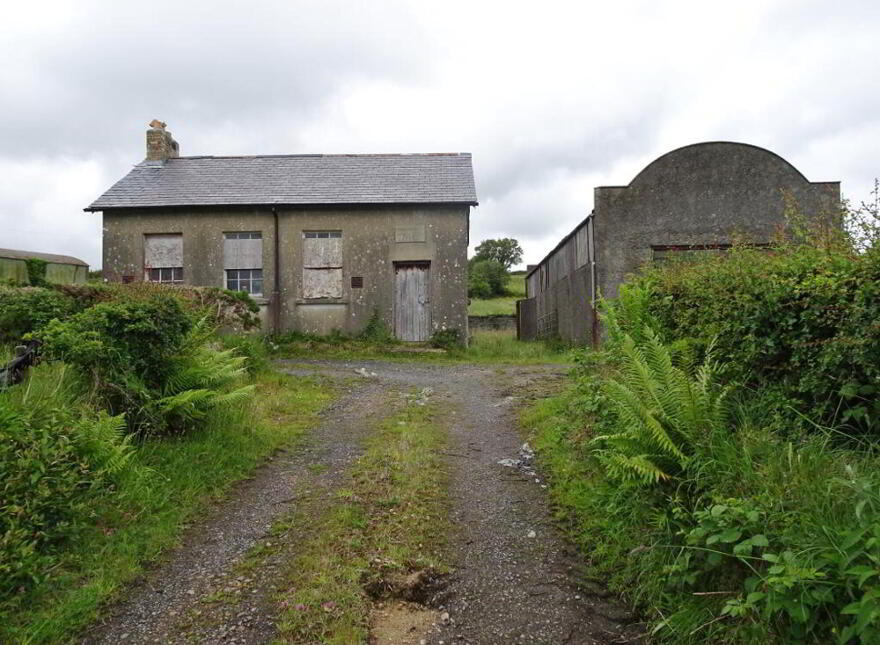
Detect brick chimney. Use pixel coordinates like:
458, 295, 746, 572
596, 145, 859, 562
146, 119, 180, 161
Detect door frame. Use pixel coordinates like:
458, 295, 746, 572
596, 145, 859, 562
392, 261, 431, 341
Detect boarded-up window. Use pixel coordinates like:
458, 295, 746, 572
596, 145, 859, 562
144, 234, 183, 283
225, 232, 263, 296
303, 231, 342, 299
224, 232, 262, 269
652, 244, 738, 265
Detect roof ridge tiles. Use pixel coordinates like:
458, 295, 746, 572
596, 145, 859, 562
170, 152, 471, 161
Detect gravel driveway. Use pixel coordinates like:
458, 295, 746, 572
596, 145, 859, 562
82, 359, 644, 644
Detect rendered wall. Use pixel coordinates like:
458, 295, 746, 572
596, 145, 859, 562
520, 142, 840, 345
101, 204, 470, 338
593, 142, 840, 300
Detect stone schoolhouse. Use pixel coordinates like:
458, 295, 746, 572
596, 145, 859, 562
87, 122, 478, 340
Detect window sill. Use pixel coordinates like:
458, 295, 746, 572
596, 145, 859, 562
295, 299, 349, 305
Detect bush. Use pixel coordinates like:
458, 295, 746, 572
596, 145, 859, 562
530, 320, 880, 643
39, 294, 252, 436
0, 287, 77, 343
526, 257, 880, 643
468, 259, 507, 298
0, 365, 133, 601
631, 245, 880, 435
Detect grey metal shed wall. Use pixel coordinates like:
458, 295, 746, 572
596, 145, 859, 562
520, 215, 595, 345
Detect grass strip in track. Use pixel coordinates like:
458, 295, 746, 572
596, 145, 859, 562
273, 394, 449, 644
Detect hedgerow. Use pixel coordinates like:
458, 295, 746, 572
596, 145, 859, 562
0, 282, 262, 628
525, 239, 880, 644
635, 245, 880, 435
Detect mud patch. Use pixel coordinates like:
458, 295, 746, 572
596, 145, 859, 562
370, 601, 440, 645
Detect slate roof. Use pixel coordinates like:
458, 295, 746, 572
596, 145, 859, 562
86, 153, 478, 211
0, 248, 88, 266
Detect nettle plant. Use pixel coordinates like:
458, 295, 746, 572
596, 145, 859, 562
667, 481, 880, 644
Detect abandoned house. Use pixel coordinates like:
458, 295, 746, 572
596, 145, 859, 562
517, 141, 840, 345
0, 248, 89, 285
86, 122, 478, 340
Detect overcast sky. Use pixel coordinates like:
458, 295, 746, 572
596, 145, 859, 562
1, 0, 878, 269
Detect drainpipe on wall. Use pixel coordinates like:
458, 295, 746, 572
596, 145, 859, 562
587, 212, 599, 349
272, 207, 281, 335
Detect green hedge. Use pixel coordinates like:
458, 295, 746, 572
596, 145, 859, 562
632, 245, 880, 434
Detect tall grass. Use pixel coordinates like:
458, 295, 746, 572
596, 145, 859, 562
464, 329, 571, 363
0, 367, 332, 644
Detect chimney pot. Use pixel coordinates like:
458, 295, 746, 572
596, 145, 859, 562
146, 120, 179, 161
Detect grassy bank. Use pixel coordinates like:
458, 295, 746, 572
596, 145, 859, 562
273, 394, 449, 643
468, 272, 525, 316
1, 368, 332, 644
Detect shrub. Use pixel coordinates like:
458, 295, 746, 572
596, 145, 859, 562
527, 252, 880, 643
40, 296, 192, 392
0, 287, 77, 343
630, 244, 880, 435
0, 365, 133, 601
39, 294, 252, 436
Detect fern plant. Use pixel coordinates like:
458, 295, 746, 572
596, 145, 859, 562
592, 323, 730, 485
150, 318, 254, 433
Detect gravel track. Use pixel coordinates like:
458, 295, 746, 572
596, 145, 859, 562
82, 378, 390, 645
82, 359, 644, 644
282, 360, 645, 645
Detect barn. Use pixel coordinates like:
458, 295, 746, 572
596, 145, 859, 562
518, 142, 840, 345
0, 248, 89, 285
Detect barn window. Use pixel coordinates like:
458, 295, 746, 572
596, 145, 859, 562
303, 231, 343, 298
144, 234, 183, 284
224, 232, 263, 296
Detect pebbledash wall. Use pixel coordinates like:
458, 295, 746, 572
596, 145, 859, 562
102, 205, 469, 336
519, 142, 841, 345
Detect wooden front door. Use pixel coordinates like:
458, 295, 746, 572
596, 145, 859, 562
394, 262, 431, 341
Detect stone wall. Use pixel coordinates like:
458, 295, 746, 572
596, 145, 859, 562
468, 314, 516, 332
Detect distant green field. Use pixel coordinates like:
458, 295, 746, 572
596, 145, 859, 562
468, 272, 526, 316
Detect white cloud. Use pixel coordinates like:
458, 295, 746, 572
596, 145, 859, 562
0, 0, 877, 269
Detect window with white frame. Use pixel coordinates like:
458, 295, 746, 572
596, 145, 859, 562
302, 231, 342, 298
224, 232, 263, 296
144, 234, 183, 284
